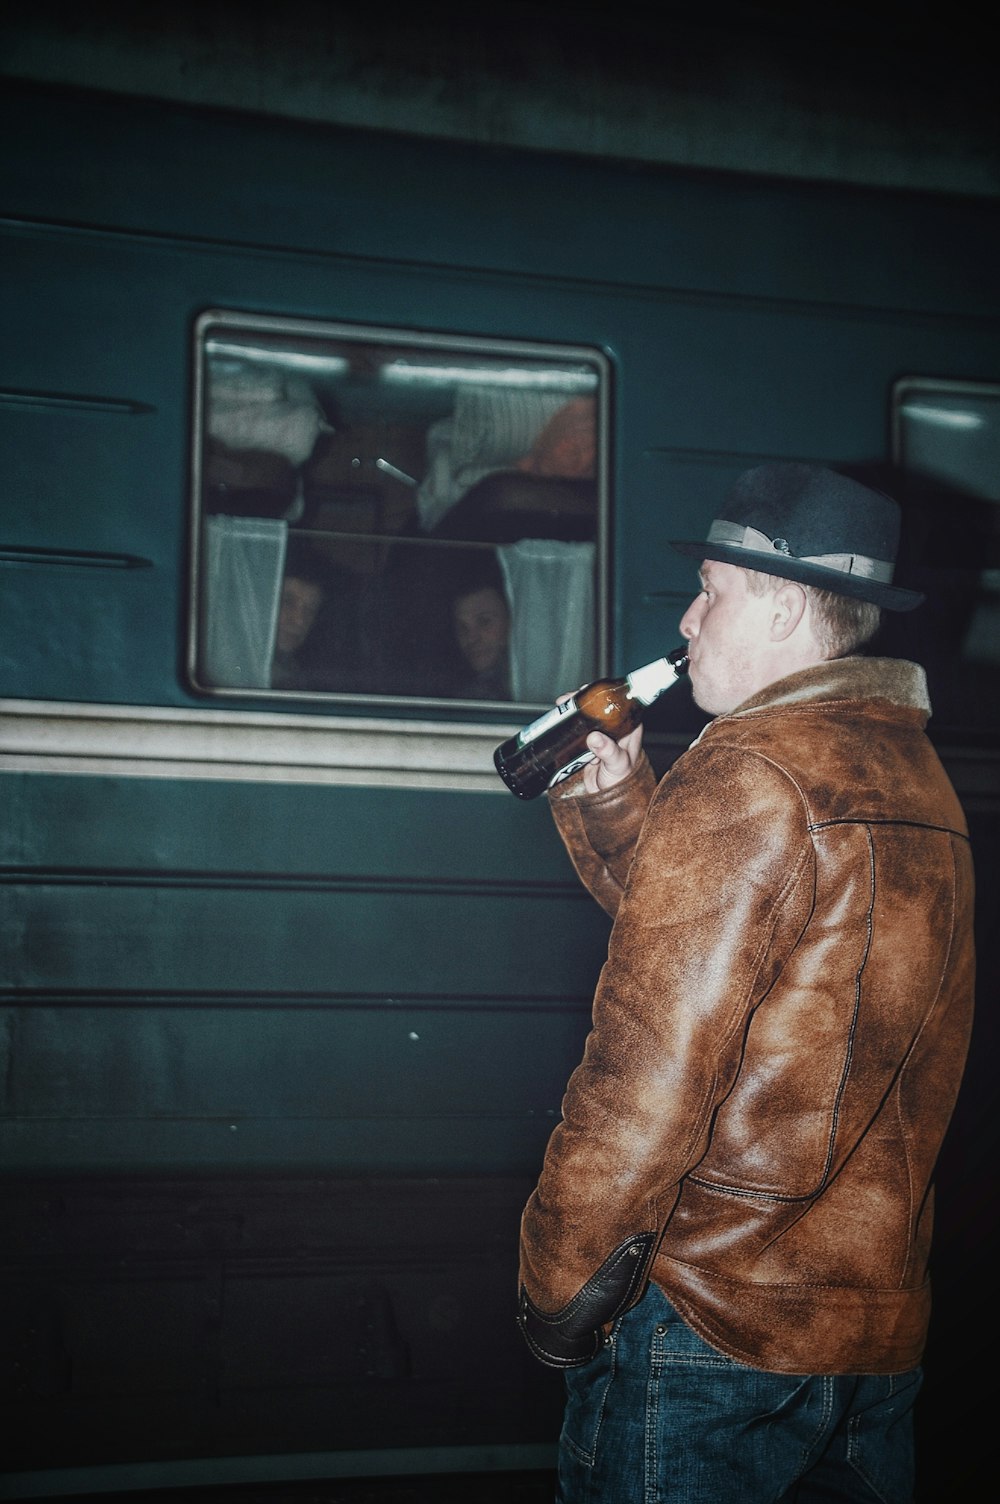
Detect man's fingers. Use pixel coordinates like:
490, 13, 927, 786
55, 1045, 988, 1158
587, 730, 626, 766
576, 731, 626, 792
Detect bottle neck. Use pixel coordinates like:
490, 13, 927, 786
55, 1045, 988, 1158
626, 651, 687, 705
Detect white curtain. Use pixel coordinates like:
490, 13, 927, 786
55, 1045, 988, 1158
498, 539, 596, 703
200, 515, 288, 688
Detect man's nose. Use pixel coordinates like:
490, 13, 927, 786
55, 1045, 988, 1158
679, 598, 702, 640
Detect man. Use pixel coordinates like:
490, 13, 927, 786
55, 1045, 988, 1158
270, 548, 335, 691
451, 580, 512, 700
518, 463, 975, 1503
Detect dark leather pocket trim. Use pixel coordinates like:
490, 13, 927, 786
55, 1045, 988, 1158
517, 1230, 656, 1368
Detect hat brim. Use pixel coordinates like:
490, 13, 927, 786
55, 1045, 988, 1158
670, 539, 925, 612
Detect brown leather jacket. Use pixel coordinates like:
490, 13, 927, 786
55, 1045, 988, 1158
518, 657, 975, 1374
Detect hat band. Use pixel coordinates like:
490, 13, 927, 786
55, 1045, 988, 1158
706, 521, 894, 583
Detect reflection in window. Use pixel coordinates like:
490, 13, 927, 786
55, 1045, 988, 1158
890, 378, 1000, 734
190, 313, 607, 709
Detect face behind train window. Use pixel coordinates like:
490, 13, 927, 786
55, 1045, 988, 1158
192, 313, 607, 709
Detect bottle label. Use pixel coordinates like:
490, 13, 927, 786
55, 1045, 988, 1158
516, 696, 578, 750
548, 751, 597, 788
626, 657, 679, 705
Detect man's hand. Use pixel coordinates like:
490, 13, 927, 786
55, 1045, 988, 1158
579, 724, 644, 793
554, 690, 645, 794
550, 688, 643, 794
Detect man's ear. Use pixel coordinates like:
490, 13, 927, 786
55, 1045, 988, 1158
770, 581, 807, 641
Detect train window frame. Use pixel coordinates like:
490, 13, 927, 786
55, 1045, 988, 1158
890, 375, 1000, 739
187, 310, 610, 716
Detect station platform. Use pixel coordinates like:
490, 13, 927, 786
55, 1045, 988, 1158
35, 1473, 556, 1504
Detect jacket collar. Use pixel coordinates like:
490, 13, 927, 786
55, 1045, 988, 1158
728, 656, 930, 722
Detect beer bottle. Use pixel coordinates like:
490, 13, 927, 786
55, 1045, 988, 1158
494, 647, 689, 799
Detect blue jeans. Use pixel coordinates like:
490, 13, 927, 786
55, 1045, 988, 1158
557, 1283, 921, 1503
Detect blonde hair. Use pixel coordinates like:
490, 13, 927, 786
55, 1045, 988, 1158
740, 568, 882, 657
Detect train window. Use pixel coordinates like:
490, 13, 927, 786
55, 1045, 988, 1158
891, 377, 1000, 734
188, 311, 608, 711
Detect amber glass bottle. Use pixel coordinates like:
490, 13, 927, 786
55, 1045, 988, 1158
493, 647, 689, 799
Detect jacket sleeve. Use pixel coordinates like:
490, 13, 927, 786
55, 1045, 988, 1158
519, 741, 813, 1365
548, 752, 659, 918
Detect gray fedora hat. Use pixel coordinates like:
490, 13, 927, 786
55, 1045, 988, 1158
671, 462, 924, 612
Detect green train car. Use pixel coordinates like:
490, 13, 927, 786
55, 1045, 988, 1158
2, 81, 998, 1499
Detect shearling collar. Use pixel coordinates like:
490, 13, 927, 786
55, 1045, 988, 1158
728, 656, 930, 721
